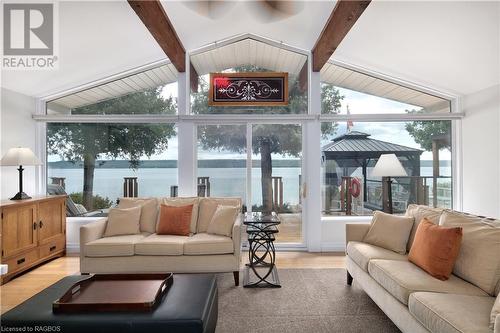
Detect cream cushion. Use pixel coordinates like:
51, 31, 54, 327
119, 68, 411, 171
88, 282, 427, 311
207, 205, 239, 237
184, 233, 234, 255
346, 241, 408, 272
118, 197, 159, 233
85, 234, 147, 257
197, 197, 242, 233
363, 211, 414, 254
368, 259, 488, 305
103, 206, 141, 237
409, 292, 495, 333
492, 294, 500, 329
134, 234, 188, 256
405, 204, 444, 251
160, 197, 200, 234
440, 210, 500, 295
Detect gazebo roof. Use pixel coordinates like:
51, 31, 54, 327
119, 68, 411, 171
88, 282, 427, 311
322, 131, 422, 159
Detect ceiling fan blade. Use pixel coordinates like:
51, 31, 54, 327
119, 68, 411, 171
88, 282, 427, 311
184, 1, 236, 19
249, 0, 304, 22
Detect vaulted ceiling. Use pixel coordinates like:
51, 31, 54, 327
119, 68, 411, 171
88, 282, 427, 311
1, 0, 498, 99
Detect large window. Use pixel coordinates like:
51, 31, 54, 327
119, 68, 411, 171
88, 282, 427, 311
47, 123, 178, 213
320, 121, 452, 216
319, 63, 453, 217
40, 40, 457, 251
46, 64, 180, 214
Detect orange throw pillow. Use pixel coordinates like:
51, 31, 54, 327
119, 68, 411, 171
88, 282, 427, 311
408, 218, 463, 281
156, 204, 193, 236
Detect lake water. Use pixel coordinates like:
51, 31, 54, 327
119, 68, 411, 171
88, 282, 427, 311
48, 167, 301, 205
48, 166, 450, 205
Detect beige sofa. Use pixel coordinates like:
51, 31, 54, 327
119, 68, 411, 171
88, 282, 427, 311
346, 204, 500, 333
80, 197, 243, 285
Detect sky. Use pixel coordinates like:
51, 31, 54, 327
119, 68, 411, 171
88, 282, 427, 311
48, 82, 451, 162
151, 84, 451, 161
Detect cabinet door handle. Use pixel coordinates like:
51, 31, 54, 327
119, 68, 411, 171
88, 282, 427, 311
39, 221, 43, 228
17, 258, 25, 265
50, 246, 56, 251
33, 222, 37, 230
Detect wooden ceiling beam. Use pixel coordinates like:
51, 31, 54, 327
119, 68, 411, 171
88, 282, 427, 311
298, 61, 308, 93
312, 0, 371, 72
128, 0, 186, 72
190, 63, 199, 92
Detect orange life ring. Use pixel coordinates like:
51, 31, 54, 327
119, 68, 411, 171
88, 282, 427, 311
350, 178, 361, 198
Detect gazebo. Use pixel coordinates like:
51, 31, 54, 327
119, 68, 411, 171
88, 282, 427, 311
321, 131, 423, 210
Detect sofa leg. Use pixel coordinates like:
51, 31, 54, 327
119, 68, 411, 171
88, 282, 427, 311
233, 271, 239, 286
347, 271, 353, 286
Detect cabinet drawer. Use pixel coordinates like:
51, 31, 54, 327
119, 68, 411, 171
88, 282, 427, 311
39, 236, 65, 258
4, 249, 38, 273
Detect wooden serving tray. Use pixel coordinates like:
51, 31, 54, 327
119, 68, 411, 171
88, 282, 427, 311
53, 273, 173, 313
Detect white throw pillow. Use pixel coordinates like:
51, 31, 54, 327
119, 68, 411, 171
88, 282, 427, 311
206, 205, 239, 237
491, 294, 500, 329
363, 211, 414, 254
118, 197, 159, 233
103, 206, 141, 237
197, 197, 242, 233
440, 210, 500, 296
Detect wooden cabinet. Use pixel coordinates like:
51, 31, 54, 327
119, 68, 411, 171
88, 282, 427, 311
0, 195, 66, 284
2, 204, 37, 258
38, 198, 65, 245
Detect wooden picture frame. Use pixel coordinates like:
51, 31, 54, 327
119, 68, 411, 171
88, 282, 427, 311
208, 72, 289, 106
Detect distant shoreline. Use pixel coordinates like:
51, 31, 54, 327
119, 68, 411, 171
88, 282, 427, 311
48, 159, 451, 169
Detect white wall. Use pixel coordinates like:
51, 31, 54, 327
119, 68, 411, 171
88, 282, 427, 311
0, 88, 39, 200
320, 216, 371, 252
66, 217, 102, 253
461, 84, 500, 218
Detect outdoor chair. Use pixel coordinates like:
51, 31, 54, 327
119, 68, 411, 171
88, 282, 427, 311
47, 184, 109, 217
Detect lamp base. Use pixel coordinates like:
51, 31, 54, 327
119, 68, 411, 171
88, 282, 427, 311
10, 192, 32, 200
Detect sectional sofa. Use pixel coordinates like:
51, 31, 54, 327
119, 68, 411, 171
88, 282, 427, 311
80, 197, 243, 285
346, 204, 500, 333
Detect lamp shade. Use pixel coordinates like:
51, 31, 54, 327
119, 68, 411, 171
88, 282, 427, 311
371, 154, 407, 177
0, 147, 42, 166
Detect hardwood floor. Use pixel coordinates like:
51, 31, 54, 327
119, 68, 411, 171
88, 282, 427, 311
0, 251, 346, 314
0, 255, 80, 314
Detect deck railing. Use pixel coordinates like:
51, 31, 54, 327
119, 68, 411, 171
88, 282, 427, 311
323, 176, 452, 215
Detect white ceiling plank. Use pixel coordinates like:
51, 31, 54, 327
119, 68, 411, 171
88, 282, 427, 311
321, 63, 450, 110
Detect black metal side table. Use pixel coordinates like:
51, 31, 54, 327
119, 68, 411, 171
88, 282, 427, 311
243, 212, 281, 288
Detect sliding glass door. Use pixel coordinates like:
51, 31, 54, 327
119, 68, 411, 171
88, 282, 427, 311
195, 123, 305, 245
252, 124, 303, 244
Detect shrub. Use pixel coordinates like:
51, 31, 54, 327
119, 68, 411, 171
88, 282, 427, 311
69, 192, 113, 210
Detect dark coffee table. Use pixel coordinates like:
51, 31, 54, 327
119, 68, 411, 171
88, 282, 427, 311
1, 274, 218, 333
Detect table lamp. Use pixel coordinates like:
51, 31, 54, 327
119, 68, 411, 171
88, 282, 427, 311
0, 147, 42, 200
371, 154, 407, 214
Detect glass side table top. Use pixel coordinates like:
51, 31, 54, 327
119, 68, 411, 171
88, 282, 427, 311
243, 212, 281, 225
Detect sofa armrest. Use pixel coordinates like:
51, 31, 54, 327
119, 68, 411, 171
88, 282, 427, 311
345, 223, 371, 248
494, 314, 500, 333
80, 218, 107, 253
232, 214, 243, 258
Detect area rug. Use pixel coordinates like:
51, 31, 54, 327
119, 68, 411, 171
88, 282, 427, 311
216, 268, 401, 333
